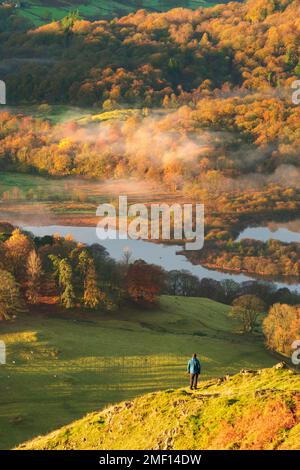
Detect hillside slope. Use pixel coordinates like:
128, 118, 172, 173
0, 296, 276, 449
18, 364, 300, 450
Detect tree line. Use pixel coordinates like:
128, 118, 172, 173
0, 223, 168, 319
1, 222, 299, 361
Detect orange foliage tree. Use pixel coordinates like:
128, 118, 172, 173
125, 260, 166, 306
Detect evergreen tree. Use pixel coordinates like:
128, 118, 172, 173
49, 255, 76, 309
77, 250, 90, 278
83, 259, 102, 310
59, 259, 76, 309
61, 283, 76, 310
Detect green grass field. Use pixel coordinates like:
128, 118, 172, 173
0, 172, 63, 195
16, 1, 218, 26
0, 296, 276, 449
0, 171, 80, 203
4, 105, 94, 124
0, 171, 105, 205
5, 105, 147, 125
18, 366, 300, 450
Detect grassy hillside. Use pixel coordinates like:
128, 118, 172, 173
12, 1, 219, 26
17, 365, 300, 450
0, 296, 276, 449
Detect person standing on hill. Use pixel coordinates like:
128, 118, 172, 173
187, 353, 201, 390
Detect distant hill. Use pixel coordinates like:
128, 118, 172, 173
17, 364, 300, 450
2, 0, 225, 25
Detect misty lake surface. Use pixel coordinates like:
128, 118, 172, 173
23, 225, 300, 292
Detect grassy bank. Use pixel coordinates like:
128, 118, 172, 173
18, 365, 300, 450
0, 296, 276, 449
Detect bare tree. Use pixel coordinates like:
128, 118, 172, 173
230, 295, 265, 333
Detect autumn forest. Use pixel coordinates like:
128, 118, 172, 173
1, 0, 300, 397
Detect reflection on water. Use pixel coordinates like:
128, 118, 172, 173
237, 219, 300, 244
23, 225, 300, 292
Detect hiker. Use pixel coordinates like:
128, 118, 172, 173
187, 353, 201, 390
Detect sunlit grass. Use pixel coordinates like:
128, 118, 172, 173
0, 296, 276, 449
18, 367, 300, 450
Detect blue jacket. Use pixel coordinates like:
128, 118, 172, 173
187, 357, 201, 374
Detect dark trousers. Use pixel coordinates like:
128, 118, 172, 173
190, 373, 199, 389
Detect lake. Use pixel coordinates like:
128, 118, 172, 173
23, 225, 300, 292
237, 219, 300, 244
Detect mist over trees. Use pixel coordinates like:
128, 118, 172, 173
1, 0, 300, 360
